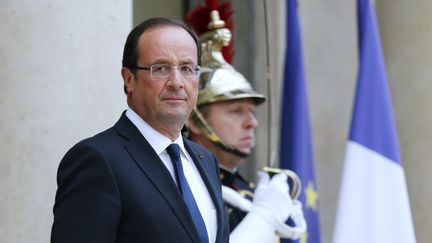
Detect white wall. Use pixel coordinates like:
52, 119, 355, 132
377, 1, 432, 243
0, 1, 131, 242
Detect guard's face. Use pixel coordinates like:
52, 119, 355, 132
205, 99, 258, 155
123, 25, 198, 133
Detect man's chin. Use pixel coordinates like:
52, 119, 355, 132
237, 148, 252, 156
161, 108, 190, 122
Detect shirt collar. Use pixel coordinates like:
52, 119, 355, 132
125, 108, 188, 157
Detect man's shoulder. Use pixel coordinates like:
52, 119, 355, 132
63, 126, 117, 156
68, 113, 129, 151
82, 126, 117, 144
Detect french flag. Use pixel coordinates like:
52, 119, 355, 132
332, 0, 416, 242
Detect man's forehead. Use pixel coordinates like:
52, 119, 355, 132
136, 27, 197, 62
139, 24, 192, 40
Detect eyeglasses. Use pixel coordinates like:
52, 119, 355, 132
131, 64, 201, 78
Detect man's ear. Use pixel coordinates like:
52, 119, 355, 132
121, 67, 134, 94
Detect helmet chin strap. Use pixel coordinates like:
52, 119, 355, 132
213, 138, 249, 158
190, 108, 249, 158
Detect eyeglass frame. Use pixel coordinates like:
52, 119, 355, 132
129, 63, 201, 78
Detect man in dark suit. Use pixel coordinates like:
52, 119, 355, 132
51, 17, 230, 243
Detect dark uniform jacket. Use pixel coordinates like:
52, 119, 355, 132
219, 168, 255, 232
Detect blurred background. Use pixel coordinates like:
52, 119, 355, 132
1, 0, 430, 242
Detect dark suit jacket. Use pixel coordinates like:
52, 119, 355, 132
51, 113, 230, 243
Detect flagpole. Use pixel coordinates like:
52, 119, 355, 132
263, 0, 276, 167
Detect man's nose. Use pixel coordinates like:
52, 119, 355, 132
244, 112, 258, 128
166, 68, 185, 88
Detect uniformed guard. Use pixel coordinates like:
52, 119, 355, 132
187, 8, 307, 243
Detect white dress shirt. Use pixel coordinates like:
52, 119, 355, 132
125, 108, 217, 243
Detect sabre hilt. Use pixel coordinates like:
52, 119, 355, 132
261, 166, 302, 200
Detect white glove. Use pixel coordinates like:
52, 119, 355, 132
252, 172, 293, 225
229, 172, 294, 243
274, 200, 307, 240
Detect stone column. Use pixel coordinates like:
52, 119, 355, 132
0, 1, 131, 242
377, 1, 432, 242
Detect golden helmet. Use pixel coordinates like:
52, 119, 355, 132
187, 10, 265, 158
196, 10, 265, 108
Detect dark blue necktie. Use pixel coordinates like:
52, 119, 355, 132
166, 143, 209, 243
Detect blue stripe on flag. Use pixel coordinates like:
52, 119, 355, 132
349, 0, 401, 164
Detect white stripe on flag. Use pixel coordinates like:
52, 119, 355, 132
333, 141, 416, 243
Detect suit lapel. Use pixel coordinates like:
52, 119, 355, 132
184, 141, 220, 208
114, 114, 200, 243
184, 140, 226, 242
